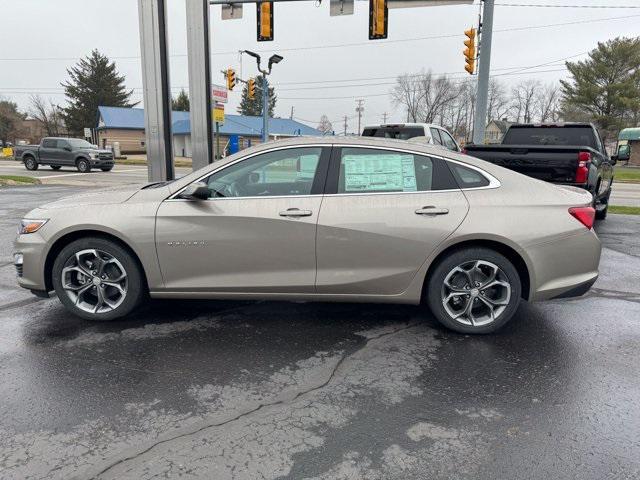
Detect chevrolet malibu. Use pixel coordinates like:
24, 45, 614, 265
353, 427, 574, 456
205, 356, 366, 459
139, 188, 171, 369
14, 137, 601, 334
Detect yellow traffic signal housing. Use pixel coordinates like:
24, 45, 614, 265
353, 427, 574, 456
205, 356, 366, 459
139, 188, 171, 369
257, 2, 274, 41
248, 78, 256, 99
369, 0, 387, 40
226, 68, 236, 91
464, 27, 476, 75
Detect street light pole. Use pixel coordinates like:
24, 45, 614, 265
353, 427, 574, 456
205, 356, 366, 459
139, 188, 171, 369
242, 50, 282, 144
472, 0, 495, 145
262, 74, 269, 143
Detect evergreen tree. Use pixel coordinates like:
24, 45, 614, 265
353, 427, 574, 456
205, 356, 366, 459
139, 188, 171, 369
0, 99, 26, 144
62, 50, 136, 135
560, 37, 640, 140
172, 89, 190, 111
237, 76, 276, 117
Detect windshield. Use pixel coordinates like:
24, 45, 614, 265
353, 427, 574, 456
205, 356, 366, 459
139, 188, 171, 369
502, 126, 597, 149
66, 138, 95, 149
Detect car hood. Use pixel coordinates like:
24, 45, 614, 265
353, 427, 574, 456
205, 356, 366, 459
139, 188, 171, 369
38, 185, 141, 210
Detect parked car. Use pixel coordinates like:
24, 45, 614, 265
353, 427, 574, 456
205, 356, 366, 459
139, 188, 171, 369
362, 123, 461, 152
14, 137, 115, 173
463, 123, 615, 219
14, 137, 601, 334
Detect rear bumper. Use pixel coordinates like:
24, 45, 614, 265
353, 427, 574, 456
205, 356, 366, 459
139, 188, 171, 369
528, 228, 601, 301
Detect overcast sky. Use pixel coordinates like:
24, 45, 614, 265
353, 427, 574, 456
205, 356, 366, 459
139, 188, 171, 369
1, 0, 639, 132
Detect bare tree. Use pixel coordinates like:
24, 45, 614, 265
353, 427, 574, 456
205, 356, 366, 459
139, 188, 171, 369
510, 80, 541, 123
317, 114, 333, 135
391, 73, 423, 122
487, 79, 510, 121
535, 83, 560, 122
418, 72, 458, 123
29, 95, 64, 136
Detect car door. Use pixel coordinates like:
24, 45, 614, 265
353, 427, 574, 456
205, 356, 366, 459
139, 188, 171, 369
39, 139, 59, 164
316, 146, 469, 295
155, 146, 330, 293
56, 140, 74, 165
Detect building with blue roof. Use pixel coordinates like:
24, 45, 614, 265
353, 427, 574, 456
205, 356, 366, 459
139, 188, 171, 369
96, 106, 324, 157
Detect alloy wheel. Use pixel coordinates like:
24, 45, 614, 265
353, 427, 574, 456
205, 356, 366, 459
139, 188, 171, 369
441, 260, 511, 327
61, 249, 128, 314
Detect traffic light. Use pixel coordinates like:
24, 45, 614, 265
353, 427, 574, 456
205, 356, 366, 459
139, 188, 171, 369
369, 0, 388, 40
464, 27, 476, 75
226, 68, 236, 91
248, 78, 256, 99
257, 2, 274, 41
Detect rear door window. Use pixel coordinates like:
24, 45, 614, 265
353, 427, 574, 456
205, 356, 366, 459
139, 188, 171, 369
430, 128, 443, 145
41, 139, 57, 148
333, 148, 458, 194
439, 130, 459, 152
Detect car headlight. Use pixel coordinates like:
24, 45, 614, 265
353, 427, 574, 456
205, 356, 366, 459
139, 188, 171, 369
90, 152, 99, 159
18, 219, 48, 235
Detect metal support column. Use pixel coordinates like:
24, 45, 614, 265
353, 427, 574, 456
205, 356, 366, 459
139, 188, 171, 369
186, 0, 214, 170
472, 0, 494, 145
138, 0, 174, 181
262, 74, 269, 143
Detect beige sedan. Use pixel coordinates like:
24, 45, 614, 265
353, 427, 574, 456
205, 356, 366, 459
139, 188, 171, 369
14, 137, 601, 333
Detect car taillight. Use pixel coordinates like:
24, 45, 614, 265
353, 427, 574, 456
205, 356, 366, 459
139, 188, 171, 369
575, 151, 591, 184
569, 206, 595, 229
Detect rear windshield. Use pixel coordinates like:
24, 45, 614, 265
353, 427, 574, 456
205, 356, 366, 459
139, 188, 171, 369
362, 127, 425, 140
502, 126, 596, 149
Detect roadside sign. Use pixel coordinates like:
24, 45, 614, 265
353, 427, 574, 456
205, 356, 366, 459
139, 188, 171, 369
83, 128, 92, 138
211, 84, 228, 104
213, 103, 225, 123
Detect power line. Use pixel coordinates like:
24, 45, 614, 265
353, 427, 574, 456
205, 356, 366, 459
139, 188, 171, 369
0, 13, 638, 62
496, 3, 640, 8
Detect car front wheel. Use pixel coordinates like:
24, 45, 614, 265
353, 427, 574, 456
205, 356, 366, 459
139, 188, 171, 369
52, 237, 146, 321
426, 247, 522, 334
76, 158, 91, 173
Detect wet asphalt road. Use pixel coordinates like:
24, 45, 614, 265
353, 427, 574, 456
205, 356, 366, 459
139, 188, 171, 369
0, 185, 639, 480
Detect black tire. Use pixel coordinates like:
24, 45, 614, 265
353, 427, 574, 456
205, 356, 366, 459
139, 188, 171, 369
100, 167, 113, 172
50, 165, 62, 170
24, 156, 39, 171
76, 158, 91, 173
52, 237, 146, 321
595, 186, 611, 221
425, 247, 522, 334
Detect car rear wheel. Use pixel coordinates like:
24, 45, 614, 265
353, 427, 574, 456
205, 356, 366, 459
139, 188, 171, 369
52, 237, 146, 321
24, 157, 38, 171
426, 247, 522, 334
50, 165, 61, 170
76, 158, 91, 173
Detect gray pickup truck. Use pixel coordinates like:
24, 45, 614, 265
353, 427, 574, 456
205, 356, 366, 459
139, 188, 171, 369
14, 137, 115, 173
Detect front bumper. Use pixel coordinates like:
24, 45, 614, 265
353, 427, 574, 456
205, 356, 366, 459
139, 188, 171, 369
14, 231, 48, 293
90, 158, 114, 167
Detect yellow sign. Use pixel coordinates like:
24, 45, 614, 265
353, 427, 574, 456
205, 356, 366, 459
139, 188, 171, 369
213, 104, 225, 123
1, 147, 13, 158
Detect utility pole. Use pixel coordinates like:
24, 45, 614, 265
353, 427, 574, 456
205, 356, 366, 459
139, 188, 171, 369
472, 0, 494, 145
355, 99, 365, 135
382, 112, 388, 123
289, 106, 294, 119
343, 116, 348, 136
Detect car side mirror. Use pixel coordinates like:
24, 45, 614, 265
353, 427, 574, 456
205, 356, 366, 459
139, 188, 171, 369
179, 181, 210, 200
64, 146, 72, 152
616, 144, 630, 162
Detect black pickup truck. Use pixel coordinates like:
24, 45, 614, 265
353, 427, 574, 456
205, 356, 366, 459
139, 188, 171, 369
464, 123, 616, 219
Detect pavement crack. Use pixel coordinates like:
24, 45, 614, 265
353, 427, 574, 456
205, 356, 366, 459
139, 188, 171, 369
84, 321, 416, 480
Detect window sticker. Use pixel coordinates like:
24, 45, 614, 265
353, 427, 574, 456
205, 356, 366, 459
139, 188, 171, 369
343, 153, 417, 192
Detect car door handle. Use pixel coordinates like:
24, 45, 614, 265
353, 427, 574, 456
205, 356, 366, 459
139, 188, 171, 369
279, 208, 313, 217
415, 206, 449, 216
